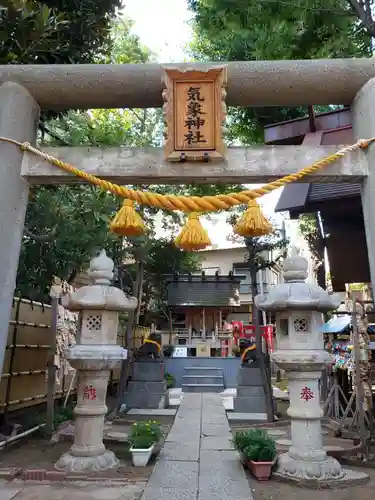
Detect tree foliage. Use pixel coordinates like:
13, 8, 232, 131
243, 233, 288, 274
0, 0, 121, 64
298, 213, 326, 286
188, 0, 371, 143
118, 239, 201, 323
298, 214, 322, 267
13, 13, 245, 306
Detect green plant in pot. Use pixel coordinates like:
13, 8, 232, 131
129, 420, 163, 467
164, 372, 175, 389
243, 429, 276, 480
232, 430, 252, 462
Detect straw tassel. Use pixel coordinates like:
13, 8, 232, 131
174, 213, 211, 251
109, 199, 147, 237
234, 199, 272, 237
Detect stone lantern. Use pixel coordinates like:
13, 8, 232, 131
55, 250, 137, 473
255, 248, 366, 485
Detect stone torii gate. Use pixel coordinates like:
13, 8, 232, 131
1, 59, 375, 376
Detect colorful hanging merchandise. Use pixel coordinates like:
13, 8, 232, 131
1, 136, 374, 250
329, 301, 372, 413
53, 281, 78, 388
352, 301, 372, 412
331, 342, 353, 372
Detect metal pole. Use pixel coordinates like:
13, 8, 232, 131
351, 295, 367, 446
46, 280, 61, 437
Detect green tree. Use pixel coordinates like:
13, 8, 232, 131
188, 0, 371, 143
298, 214, 326, 287
0, 0, 120, 64
16, 16, 161, 300
227, 226, 288, 421
17, 14, 246, 302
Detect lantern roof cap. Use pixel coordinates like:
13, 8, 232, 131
255, 246, 340, 312
61, 250, 137, 312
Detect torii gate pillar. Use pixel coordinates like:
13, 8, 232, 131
353, 79, 375, 295
0, 82, 39, 372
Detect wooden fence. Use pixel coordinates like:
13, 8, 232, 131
1, 297, 147, 416
0, 297, 76, 416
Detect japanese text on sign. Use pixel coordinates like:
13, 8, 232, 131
184, 86, 206, 146
300, 386, 314, 402
83, 385, 97, 400
174, 81, 215, 151
162, 66, 227, 161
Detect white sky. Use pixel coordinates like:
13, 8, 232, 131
123, 0, 284, 248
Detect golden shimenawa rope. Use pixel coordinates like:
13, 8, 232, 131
0, 137, 373, 213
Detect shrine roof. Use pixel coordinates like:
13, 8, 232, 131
165, 273, 246, 307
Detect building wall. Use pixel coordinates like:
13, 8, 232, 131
195, 246, 283, 325
197, 246, 283, 304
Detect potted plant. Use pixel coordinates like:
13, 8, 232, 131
164, 372, 175, 389
243, 429, 276, 480
129, 420, 163, 467
232, 430, 253, 464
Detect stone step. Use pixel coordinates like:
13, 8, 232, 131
183, 366, 223, 377
182, 383, 224, 393
126, 391, 168, 409
234, 396, 267, 413
182, 375, 224, 385
236, 385, 265, 398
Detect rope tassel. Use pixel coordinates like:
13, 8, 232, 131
174, 213, 211, 251
234, 199, 272, 237
109, 199, 147, 237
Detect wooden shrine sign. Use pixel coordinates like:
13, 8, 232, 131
162, 66, 227, 162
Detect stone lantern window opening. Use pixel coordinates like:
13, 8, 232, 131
279, 317, 289, 337
85, 315, 102, 331
293, 317, 309, 333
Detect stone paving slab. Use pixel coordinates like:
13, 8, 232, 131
159, 441, 200, 462
201, 423, 232, 437
147, 460, 199, 489
141, 393, 253, 500
140, 486, 194, 500
201, 436, 234, 451
201, 416, 228, 426
227, 412, 268, 422
166, 430, 201, 442
127, 409, 177, 417
199, 451, 245, 476
199, 477, 251, 499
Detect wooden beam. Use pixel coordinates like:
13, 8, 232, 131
21, 145, 368, 185
2, 59, 375, 110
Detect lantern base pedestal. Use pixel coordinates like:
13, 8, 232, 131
55, 448, 119, 473
275, 452, 369, 488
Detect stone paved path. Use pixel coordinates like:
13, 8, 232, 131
140, 393, 253, 500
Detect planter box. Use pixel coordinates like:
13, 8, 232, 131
249, 460, 273, 481
130, 444, 155, 467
